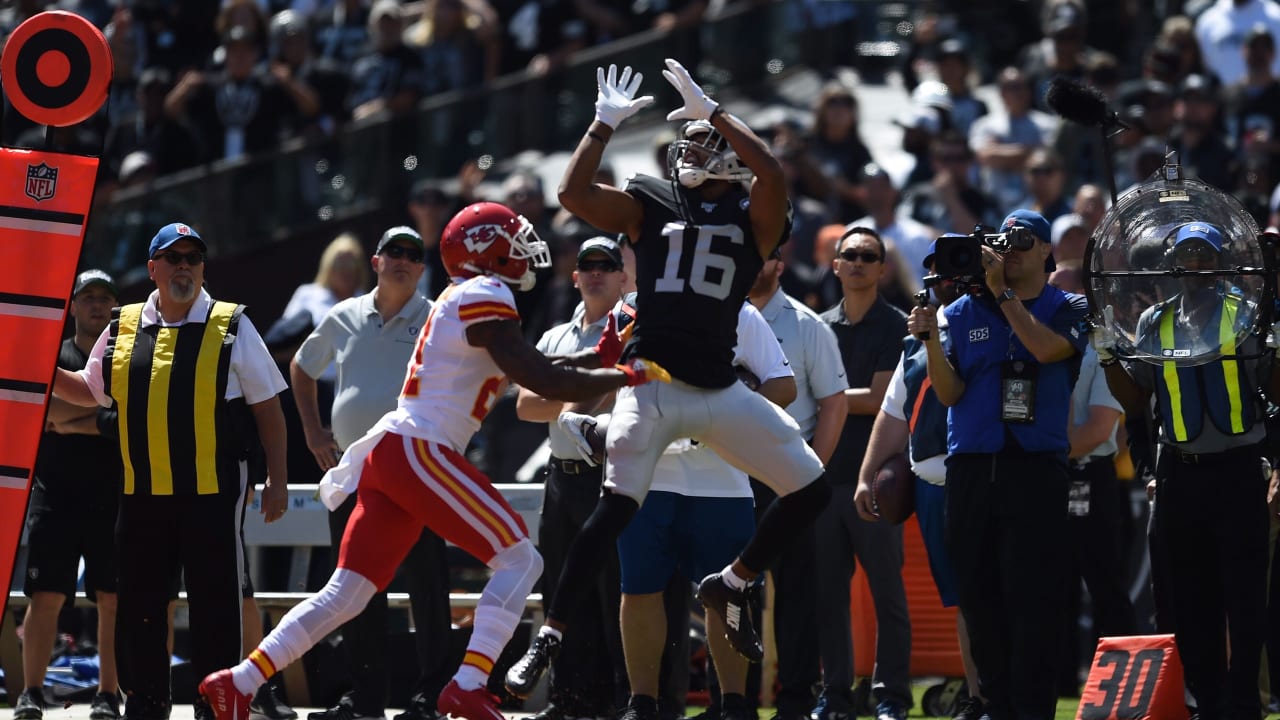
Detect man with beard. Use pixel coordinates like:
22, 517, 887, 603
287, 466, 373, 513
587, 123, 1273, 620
53, 223, 290, 720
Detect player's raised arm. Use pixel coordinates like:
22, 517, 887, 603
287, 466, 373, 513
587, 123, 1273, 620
662, 58, 787, 257
558, 64, 650, 236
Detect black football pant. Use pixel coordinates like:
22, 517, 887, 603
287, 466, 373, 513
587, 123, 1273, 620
327, 493, 451, 714
945, 451, 1070, 720
1059, 457, 1138, 693
539, 463, 627, 715
116, 491, 244, 718
1155, 449, 1269, 720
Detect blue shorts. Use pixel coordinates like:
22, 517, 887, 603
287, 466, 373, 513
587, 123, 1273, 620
617, 491, 755, 594
915, 475, 958, 607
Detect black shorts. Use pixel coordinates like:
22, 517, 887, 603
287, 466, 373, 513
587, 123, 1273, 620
23, 474, 120, 601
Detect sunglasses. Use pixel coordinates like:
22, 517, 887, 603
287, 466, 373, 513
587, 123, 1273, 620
1174, 245, 1217, 261
839, 249, 882, 264
380, 244, 424, 263
577, 260, 621, 273
1028, 165, 1060, 175
153, 250, 205, 266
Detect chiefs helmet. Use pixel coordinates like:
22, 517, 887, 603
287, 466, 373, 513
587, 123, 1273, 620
441, 202, 550, 291
667, 120, 753, 188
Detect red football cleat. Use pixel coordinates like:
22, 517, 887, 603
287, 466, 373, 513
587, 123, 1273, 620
199, 669, 252, 720
438, 680, 505, 720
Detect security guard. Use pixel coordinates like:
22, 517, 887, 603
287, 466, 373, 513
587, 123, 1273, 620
1097, 221, 1280, 720
907, 210, 1089, 720
54, 223, 289, 720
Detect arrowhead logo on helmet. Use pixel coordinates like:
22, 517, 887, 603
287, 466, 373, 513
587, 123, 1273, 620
442, 202, 552, 291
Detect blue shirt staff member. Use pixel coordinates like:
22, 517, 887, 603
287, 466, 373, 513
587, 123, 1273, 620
907, 210, 1089, 720
1097, 221, 1280, 720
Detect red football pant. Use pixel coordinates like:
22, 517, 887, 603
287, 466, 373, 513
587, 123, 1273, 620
338, 432, 529, 589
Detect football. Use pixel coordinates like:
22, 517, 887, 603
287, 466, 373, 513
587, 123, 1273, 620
872, 452, 915, 525
583, 422, 606, 465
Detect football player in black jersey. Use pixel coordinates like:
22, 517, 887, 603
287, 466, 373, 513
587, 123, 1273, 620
506, 60, 833, 713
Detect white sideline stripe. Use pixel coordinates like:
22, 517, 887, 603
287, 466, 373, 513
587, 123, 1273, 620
0, 303, 63, 321
0, 388, 44, 404
0, 216, 84, 236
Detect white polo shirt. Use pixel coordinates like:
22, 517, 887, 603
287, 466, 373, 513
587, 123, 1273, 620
755, 289, 849, 440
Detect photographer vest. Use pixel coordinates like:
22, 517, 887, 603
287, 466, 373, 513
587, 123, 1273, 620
944, 287, 1078, 454
901, 335, 948, 462
1154, 296, 1258, 443
103, 300, 248, 496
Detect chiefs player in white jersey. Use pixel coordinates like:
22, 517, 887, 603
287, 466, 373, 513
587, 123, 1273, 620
199, 202, 669, 720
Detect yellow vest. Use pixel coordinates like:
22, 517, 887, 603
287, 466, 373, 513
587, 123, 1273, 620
103, 300, 245, 495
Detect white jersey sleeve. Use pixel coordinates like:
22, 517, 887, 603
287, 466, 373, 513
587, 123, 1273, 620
455, 277, 520, 327
880, 354, 909, 421
734, 303, 793, 383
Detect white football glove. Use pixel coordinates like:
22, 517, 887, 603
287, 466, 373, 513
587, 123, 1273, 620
557, 411, 604, 467
661, 58, 718, 122
1091, 304, 1119, 364
594, 64, 655, 130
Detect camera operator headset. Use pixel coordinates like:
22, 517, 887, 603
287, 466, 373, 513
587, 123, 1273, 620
1094, 220, 1280, 720
906, 209, 1090, 720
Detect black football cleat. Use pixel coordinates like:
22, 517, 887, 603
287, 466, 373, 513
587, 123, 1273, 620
504, 632, 561, 698
695, 573, 763, 663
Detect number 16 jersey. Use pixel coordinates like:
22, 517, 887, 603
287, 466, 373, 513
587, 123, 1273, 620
624, 174, 765, 389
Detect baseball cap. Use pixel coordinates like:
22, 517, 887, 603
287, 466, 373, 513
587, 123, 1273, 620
1045, 0, 1085, 35
1003, 209, 1055, 272
1174, 222, 1224, 252
938, 38, 968, 59
149, 222, 206, 257
577, 236, 623, 266
73, 269, 118, 298
1051, 213, 1087, 247
911, 80, 953, 112
119, 151, 156, 184
922, 232, 968, 270
1002, 209, 1052, 243
894, 106, 942, 135
1247, 22, 1274, 47
370, 0, 402, 24
376, 226, 425, 254
1180, 73, 1219, 101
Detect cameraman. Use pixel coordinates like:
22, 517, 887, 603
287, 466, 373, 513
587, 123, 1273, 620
907, 210, 1088, 720
1097, 222, 1280, 720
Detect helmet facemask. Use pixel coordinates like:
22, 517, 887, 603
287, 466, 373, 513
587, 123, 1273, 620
668, 120, 754, 188
462, 214, 551, 291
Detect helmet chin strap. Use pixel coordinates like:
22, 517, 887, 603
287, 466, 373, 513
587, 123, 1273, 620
461, 261, 536, 291
678, 167, 709, 188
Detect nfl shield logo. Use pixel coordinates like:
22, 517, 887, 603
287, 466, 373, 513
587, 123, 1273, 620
25, 163, 57, 202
